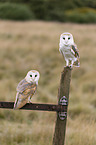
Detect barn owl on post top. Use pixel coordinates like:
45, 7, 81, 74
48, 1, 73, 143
59, 32, 80, 67
14, 70, 40, 110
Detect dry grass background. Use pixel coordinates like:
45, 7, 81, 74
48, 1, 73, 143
0, 20, 96, 145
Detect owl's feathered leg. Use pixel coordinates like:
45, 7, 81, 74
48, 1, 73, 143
66, 59, 69, 66
70, 57, 78, 67
71, 60, 74, 67
28, 96, 32, 103
71, 57, 80, 67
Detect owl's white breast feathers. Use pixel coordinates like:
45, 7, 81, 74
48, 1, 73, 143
59, 32, 80, 67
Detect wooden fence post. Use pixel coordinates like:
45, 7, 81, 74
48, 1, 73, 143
53, 66, 72, 145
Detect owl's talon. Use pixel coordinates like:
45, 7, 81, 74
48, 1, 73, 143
28, 98, 33, 103
69, 65, 73, 69
28, 100, 33, 103
29, 101, 32, 104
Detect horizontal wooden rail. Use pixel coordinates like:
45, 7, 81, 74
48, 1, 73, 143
0, 102, 67, 112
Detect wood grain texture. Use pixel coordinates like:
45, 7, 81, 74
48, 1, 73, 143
53, 66, 72, 145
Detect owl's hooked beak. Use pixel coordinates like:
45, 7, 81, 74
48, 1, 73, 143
32, 77, 36, 83
65, 40, 68, 44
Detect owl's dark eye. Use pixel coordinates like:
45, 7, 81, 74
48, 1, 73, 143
68, 37, 70, 40
30, 75, 32, 77
35, 74, 37, 77
63, 37, 65, 40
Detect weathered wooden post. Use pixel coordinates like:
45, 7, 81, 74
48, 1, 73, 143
0, 67, 72, 145
53, 66, 72, 145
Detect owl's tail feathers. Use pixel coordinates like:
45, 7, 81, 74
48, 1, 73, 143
13, 92, 19, 110
13, 103, 18, 110
13, 105, 17, 110
74, 59, 80, 67
13, 101, 23, 110
13, 101, 19, 110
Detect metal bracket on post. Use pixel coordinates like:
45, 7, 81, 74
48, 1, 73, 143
59, 96, 68, 120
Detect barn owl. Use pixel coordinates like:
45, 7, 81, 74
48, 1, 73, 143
14, 70, 40, 110
59, 32, 80, 67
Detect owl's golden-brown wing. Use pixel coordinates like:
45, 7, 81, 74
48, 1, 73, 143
16, 79, 30, 93
14, 82, 37, 109
71, 44, 80, 58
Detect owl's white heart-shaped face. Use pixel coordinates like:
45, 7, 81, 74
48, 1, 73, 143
60, 32, 74, 46
25, 70, 40, 84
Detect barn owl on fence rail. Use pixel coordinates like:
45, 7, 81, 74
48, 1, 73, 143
14, 70, 40, 110
59, 32, 80, 67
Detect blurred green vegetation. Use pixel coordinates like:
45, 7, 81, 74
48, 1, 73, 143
0, 0, 96, 23
0, 3, 34, 21
65, 7, 96, 23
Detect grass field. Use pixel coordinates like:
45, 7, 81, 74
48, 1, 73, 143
0, 20, 96, 145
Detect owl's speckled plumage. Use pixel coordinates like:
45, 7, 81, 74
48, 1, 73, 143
14, 70, 40, 109
59, 32, 80, 67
